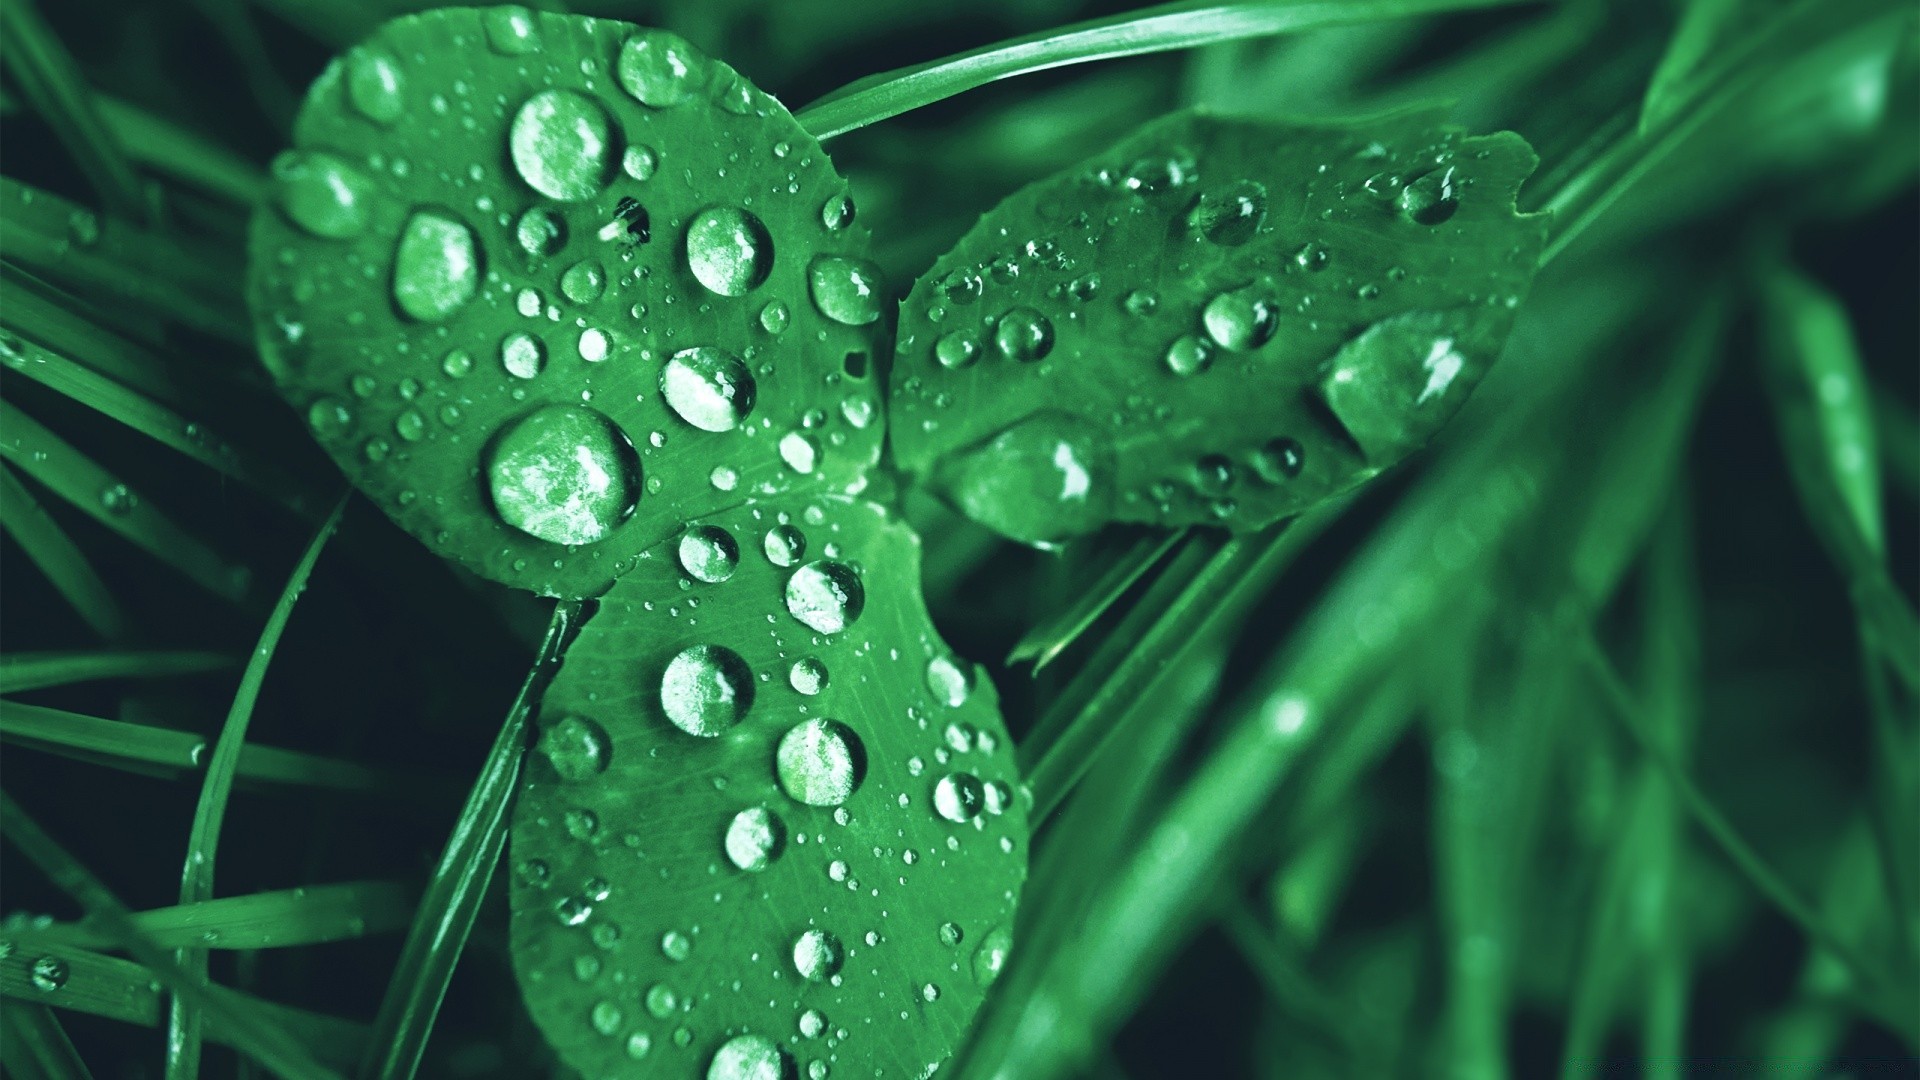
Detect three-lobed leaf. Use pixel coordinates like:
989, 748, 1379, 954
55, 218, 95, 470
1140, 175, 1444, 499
890, 107, 1547, 545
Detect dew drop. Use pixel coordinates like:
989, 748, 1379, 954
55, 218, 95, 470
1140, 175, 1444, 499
759, 300, 791, 335
500, 331, 547, 379
623, 143, 659, 181
784, 560, 864, 634
798, 1008, 827, 1039
686, 207, 773, 297
972, 925, 1012, 987
661, 644, 755, 736
934, 330, 980, 370
939, 922, 964, 947
821, 194, 855, 231
1252, 437, 1305, 481
678, 525, 740, 583
708, 1033, 794, 1080
1164, 334, 1213, 376
775, 719, 865, 806
933, 773, 986, 822
1124, 288, 1159, 317
509, 90, 614, 202
482, 5, 539, 54
725, 806, 786, 872
29, 956, 68, 992
485, 405, 639, 545
788, 656, 828, 696
791, 929, 845, 982
1293, 241, 1331, 271
515, 207, 567, 258
993, 307, 1054, 363
344, 48, 404, 125
560, 260, 607, 303
778, 431, 819, 474
1201, 285, 1277, 351
618, 30, 705, 108
662, 347, 756, 431
272, 151, 368, 239
1189, 179, 1267, 245
764, 524, 806, 567
926, 656, 970, 707
661, 930, 692, 961
807, 256, 883, 326
392, 210, 481, 322
537, 714, 612, 780
307, 397, 353, 439
1400, 166, 1460, 225
591, 1000, 623, 1036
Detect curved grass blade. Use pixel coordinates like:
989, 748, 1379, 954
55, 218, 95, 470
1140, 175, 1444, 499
795, 0, 1533, 140
358, 598, 587, 1080
0, 1002, 93, 1080
0, 650, 233, 694
167, 495, 345, 1080
1, 266, 198, 411
0, 401, 252, 602
31, 881, 410, 953
0, 463, 128, 640
1640, 0, 1744, 133
1007, 528, 1182, 668
0, 792, 339, 1079
89, 92, 264, 206
0, 700, 439, 797
0, 0, 151, 224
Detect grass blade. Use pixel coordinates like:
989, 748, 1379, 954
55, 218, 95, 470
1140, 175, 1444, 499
29, 881, 412, 952
166, 494, 345, 1080
359, 598, 588, 1080
0, 791, 339, 1079
795, 0, 1533, 139
1007, 529, 1183, 669
0, 462, 128, 639
0, 1002, 94, 1080
1640, 0, 1743, 132
0, 650, 233, 694
1, 266, 199, 412
0, 0, 151, 224
0, 400, 253, 602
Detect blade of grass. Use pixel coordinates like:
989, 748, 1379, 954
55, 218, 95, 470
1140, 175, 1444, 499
0, 791, 339, 1079
1, 266, 199, 410
359, 597, 589, 1080
0, 327, 322, 518
0, 400, 253, 602
90, 93, 264, 206
167, 494, 345, 1080
795, 0, 1535, 140
1008, 529, 1183, 669
0, 650, 233, 693
28, 881, 412, 953
0, 699, 447, 798
0, 1003, 94, 1080
0, 0, 151, 224
1876, 393, 1918, 501
0, 462, 129, 639
1640, 0, 1744, 132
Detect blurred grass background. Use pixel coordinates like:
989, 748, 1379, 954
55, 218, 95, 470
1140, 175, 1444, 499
0, 0, 1915, 1076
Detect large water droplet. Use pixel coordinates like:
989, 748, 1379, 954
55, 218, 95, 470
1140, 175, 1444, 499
686, 207, 773, 297
784, 561, 864, 634
807, 256, 883, 326
483, 5, 540, 54
661, 644, 755, 736
994, 307, 1055, 363
509, 90, 614, 202
392, 210, 480, 322
724, 806, 785, 872
501, 331, 547, 378
618, 30, 704, 107
515, 207, 567, 258
764, 524, 805, 567
972, 925, 1012, 987
678, 525, 740, 582
1189, 179, 1266, 245
708, 1034, 795, 1080
1400, 166, 1459, 225
662, 347, 756, 432
537, 714, 611, 780
1202, 285, 1277, 351
789, 656, 828, 695
791, 929, 845, 982
776, 719, 865, 806
926, 656, 971, 707
344, 48, 404, 125
934, 772, 986, 822
1318, 311, 1474, 460
936, 412, 1113, 546
272, 151, 369, 239
486, 405, 639, 545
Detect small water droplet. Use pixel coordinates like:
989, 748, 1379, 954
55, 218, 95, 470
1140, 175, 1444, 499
678, 525, 740, 582
645, 983, 679, 1018
764, 524, 806, 567
1293, 242, 1331, 271
561, 260, 607, 303
661, 644, 755, 736
1201, 285, 1277, 351
939, 922, 964, 947
784, 561, 864, 634
933, 773, 986, 822
591, 1000, 623, 1036
934, 330, 980, 369
344, 48, 405, 125
500, 331, 547, 379
776, 719, 865, 806
807, 256, 883, 326
29, 956, 68, 992
993, 307, 1054, 363
789, 656, 828, 695
791, 929, 845, 981
686, 207, 773, 297
759, 300, 791, 334
725, 806, 786, 871
798, 1008, 827, 1039
486, 405, 639, 545
1252, 437, 1305, 481
972, 925, 1012, 986
779, 431, 819, 474
926, 656, 970, 706
821, 193, 855, 231
307, 397, 353, 439
509, 90, 614, 202
1400, 166, 1460, 225
442, 349, 474, 378
515, 207, 568, 258
1124, 288, 1159, 317
661, 930, 692, 961
1164, 334, 1213, 376
623, 143, 659, 181
1189, 179, 1267, 245
538, 714, 612, 780
662, 347, 756, 431
483, 5, 540, 54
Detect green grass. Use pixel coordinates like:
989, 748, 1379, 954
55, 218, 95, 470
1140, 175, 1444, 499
1, 0, 1915, 1077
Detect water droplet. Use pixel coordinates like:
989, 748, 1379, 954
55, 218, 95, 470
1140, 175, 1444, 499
483, 5, 540, 54
821, 194, 855, 231
307, 397, 353, 439
725, 806, 785, 871
710, 465, 739, 491
500, 331, 547, 379
509, 90, 614, 202
561, 260, 607, 303
807, 256, 883, 326
578, 327, 610, 362
1124, 288, 1159, 316
1164, 334, 1212, 376
661, 644, 755, 736
1123, 155, 1194, 195
789, 657, 828, 695
486, 405, 640, 545
556, 895, 592, 925
618, 30, 705, 108
776, 719, 865, 806
939, 922, 964, 947
515, 207, 567, 258
29, 956, 68, 992
591, 1000, 623, 1036
1201, 285, 1277, 351
538, 714, 611, 780
934, 330, 980, 369
626, 1032, 653, 1059
764, 525, 806, 567
686, 207, 773, 297
442, 349, 474, 378
272, 151, 368, 239
779, 431, 819, 474
1189, 179, 1266, 245
759, 300, 791, 334
1193, 454, 1236, 495
1400, 166, 1459, 225
1252, 437, 1304, 481
661, 930, 692, 961
392, 210, 481, 322
1293, 242, 1331, 271
662, 347, 756, 432
926, 656, 970, 707
972, 925, 1012, 986
791, 929, 845, 981
344, 48, 405, 126
394, 409, 426, 441
678, 525, 740, 582
1318, 311, 1472, 459
99, 483, 137, 515
921, 983, 941, 1002
937, 268, 983, 306
994, 307, 1054, 363
623, 143, 659, 181
798, 1008, 827, 1039
785, 561, 864, 634
515, 858, 551, 888
935, 412, 1112, 545
708, 1034, 794, 1080
645, 983, 679, 1018
934, 773, 986, 822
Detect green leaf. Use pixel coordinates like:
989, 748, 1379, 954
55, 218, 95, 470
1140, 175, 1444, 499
509, 496, 1026, 1078
249, 9, 887, 599
890, 106, 1547, 544
31, 880, 411, 952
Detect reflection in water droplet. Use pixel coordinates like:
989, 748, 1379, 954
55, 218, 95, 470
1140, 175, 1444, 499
29, 956, 69, 992
708, 1034, 794, 1080
776, 719, 865, 806
662, 347, 756, 432
926, 656, 970, 706
725, 806, 785, 871
486, 405, 639, 545
678, 525, 740, 582
791, 929, 845, 982
934, 772, 986, 822
1189, 179, 1266, 245
994, 307, 1055, 363
509, 90, 614, 202
537, 714, 611, 780
764, 525, 806, 567
686, 207, 773, 297
759, 300, 790, 334
661, 644, 755, 736
618, 30, 704, 107
788, 656, 828, 695
785, 561, 864, 634
501, 332, 547, 379
392, 211, 481, 322
807, 256, 883, 326
1202, 285, 1277, 351
272, 151, 369, 239
821, 194, 855, 231
1318, 311, 1475, 460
